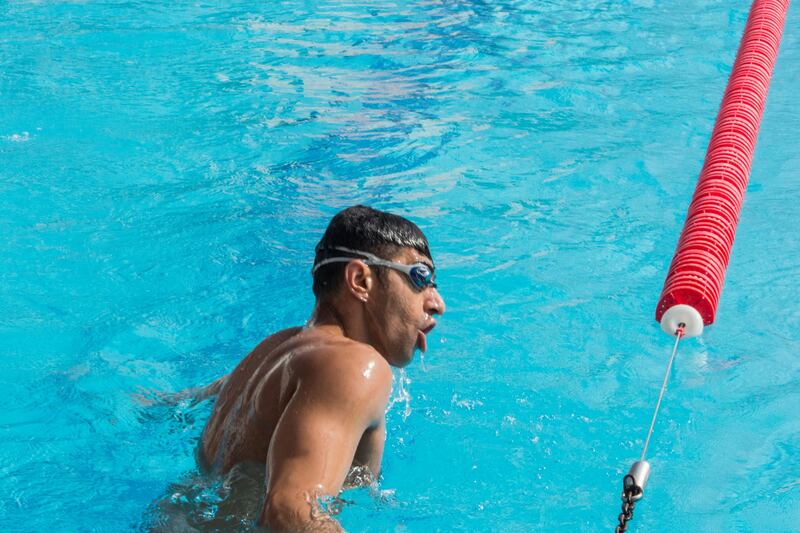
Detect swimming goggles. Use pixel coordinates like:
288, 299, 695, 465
312, 246, 437, 290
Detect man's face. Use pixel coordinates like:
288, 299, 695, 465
367, 247, 446, 367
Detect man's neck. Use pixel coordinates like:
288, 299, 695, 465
308, 303, 372, 348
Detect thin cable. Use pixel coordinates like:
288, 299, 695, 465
640, 326, 684, 462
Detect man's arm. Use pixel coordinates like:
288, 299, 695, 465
189, 374, 229, 401
348, 422, 386, 487
259, 347, 392, 531
132, 374, 229, 407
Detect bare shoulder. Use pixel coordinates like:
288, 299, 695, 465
218, 326, 304, 396
294, 337, 392, 387
249, 326, 304, 357
291, 337, 393, 412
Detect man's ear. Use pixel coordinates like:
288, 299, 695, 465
343, 260, 373, 302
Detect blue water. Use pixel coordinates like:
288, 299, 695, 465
2, 0, 799, 530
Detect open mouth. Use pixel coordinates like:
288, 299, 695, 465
416, 322, 436, 353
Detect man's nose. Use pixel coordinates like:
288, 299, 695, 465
425, 288, 446, 316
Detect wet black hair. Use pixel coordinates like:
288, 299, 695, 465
312, 205, 432, 301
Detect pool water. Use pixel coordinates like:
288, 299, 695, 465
2, 0, 799, 530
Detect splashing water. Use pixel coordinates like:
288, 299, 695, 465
145, 462, 264, 531
386, 369, 413, 421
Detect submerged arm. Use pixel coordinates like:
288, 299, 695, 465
133, 374, 229, 407
190, 374, 229, 401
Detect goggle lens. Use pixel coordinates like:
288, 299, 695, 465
409, 264, 435, 289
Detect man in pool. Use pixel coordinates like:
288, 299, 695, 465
198, 205, 446, 531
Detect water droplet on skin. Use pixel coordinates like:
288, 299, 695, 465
363, 360, 375, 378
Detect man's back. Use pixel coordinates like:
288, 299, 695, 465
200, 326, 304, 473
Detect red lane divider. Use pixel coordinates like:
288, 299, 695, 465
655, 0, 790, 336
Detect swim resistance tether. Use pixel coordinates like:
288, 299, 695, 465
615, 1, 790, 530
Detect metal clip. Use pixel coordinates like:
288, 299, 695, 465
622, 460, 651, 502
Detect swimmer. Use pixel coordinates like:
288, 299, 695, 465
198, 205, 446, 531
